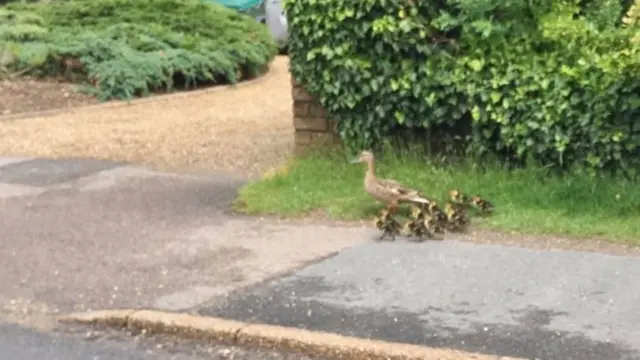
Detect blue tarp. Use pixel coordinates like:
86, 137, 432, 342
203, 0, 263, 11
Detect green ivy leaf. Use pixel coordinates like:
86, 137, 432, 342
286, 0, 640, 173
490, 91, 502, 104
468, 59, 484, 72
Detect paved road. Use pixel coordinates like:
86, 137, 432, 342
0, 322, 200, 360
0, 157, 365, 327
6, 156, 640, 359
199, 240, 640, 360
0, 321, 320, 360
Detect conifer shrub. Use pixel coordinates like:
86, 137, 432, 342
1, 0, 278, 100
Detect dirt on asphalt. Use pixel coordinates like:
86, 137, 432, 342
0, 56, 293, 177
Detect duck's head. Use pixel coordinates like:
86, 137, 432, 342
349, 150, 374, 164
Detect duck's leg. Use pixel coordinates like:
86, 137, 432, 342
377, 228, 390, 241
377, 222, 390, 241
387, 201, 399, 215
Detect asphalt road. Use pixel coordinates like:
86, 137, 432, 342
0, 322, 322, 360
0, 322, 204, 360
0, 156, 341, 360
0, 156, 364, 325
199, 240, 640, 360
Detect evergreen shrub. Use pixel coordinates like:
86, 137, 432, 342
1, 0, 278, 100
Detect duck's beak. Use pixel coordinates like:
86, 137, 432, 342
349, 158, 361, 164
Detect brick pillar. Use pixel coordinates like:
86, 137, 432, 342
291, 76, 339, 154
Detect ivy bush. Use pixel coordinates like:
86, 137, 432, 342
285, 0, 640, 174
1, 0, 278, 100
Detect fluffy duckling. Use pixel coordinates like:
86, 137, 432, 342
403, 208, 446, 241
423, 201, 448, 227
423, 214, 445, 240
470, 195, 494, 216
409, 204, 427, 220
444, 202, 470, 233
449, 189, 470, 206
373, 208, 402, 241
402, 218, 431, 241
404, 204, 447, 241
402, 205, 431, 241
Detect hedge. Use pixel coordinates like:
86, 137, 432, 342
1, 0, 278, 100
285, 0, 640, 174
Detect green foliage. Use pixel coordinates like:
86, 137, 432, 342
1, 0, 278, 100
285, 0, 640, 174
0, 0, 40, 5
582, 0, 623, 29
0, 8, 48, 73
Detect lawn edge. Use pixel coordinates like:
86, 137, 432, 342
58, 309, 522, 360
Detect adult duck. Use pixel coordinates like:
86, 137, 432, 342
350, 150, 431, 214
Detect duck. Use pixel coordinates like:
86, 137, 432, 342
449, 189, 470, 207
470, 195, 494, 216
350, 150, 430, 215
423, 214, 445, 240
403, 215, 445, 242
444, 202, 470, 232
423, 200, 448, 227
373, 208, 402, 241
402, 205, 430, 241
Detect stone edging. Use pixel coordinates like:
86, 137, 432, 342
58, 309, 522, 360
0, 63, 277, 122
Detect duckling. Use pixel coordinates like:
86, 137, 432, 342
470, 195, 494, 216
423, 214, 445, 240
449, 189, 470, 206
444, 202, 470, 233
402, 218, 432, 242
402, 206, 432, 241
409, 204, 427, 220
424, 201, 448, 227
403, 203, 447, 241
373, 208, 402, 241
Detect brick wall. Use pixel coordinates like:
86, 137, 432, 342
291, 76, 339, 154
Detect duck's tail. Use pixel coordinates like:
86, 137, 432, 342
406, 193, 431, 204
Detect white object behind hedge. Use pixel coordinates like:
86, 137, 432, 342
264, 0, 288, 45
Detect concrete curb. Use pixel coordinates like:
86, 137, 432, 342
58, 309, 523, 360
0, 58, 280, 122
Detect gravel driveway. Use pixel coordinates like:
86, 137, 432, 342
0, 56, 293, 177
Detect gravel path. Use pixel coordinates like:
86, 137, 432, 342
0, 56, 293, 177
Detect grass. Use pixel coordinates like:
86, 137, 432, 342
236, 147, 640, 245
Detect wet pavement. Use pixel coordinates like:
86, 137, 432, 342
199, 240, 640, 360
